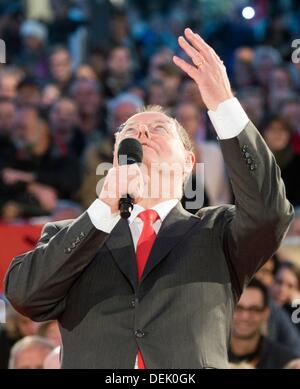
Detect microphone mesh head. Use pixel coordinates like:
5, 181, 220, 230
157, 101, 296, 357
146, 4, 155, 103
118, 138, 143, 165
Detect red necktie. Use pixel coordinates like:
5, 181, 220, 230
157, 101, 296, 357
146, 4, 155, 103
136, 209, 159, 369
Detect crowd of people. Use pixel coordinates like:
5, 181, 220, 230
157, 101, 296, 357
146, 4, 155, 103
1, 0, 300, 369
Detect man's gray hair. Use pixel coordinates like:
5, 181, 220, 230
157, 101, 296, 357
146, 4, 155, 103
8, 335, 54, 369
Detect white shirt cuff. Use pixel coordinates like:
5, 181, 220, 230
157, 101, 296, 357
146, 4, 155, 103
87, 199, 121, 233
207, 97, 249, 140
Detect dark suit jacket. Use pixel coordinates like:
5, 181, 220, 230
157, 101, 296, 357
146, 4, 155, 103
4, 122, 294, 368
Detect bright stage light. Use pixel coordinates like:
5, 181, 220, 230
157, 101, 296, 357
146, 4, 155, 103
242, 6, 255, 20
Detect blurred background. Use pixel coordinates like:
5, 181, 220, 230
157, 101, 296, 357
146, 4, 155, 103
0, 0, 300, 369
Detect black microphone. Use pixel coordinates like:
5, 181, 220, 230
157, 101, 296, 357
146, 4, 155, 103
118, 138, 143, 219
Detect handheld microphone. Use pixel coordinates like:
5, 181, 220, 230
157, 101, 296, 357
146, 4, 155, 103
117, 138, 143, 219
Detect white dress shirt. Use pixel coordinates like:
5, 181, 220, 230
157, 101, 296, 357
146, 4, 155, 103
86, 96, 249, 368
207, 97, 249, 139
87, 198, 178, 245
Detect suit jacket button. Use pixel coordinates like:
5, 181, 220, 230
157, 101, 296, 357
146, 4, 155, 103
65, 247, 72, 254
135, 329, 145, 338
131, 299, 136, 308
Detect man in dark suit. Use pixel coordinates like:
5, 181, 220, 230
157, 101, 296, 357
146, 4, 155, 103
4, 29, 294, 369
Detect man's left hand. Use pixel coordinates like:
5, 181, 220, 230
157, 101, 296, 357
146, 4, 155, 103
173, 28, 233, 111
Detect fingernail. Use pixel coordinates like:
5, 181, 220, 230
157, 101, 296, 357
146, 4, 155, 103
186, 28, 192, 34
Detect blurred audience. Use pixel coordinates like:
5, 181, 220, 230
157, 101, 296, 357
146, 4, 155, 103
16, 76, 41, 107
0, 307, 39, 369
38, 321, 61, 348
1, 0, 300, 370
70, 79, 106, 142
104, 45, 135, 98
271, 262, 300, 307
49, 46, 74, 94
17, 19, 49, 79
43, 346, 61, 369
284, 358, 300, 369
229, 279, 299, 369
49, 97, 84, 158
271, 262, 300, 333
0, 67, 23, 100
280, 98, 300, 155
9, 336, 54, 369
255, 255, 300, 354
0, 106, 81, 221
287, 207, 300, 237
0, 98, 16, 167
262, 116, 300, 207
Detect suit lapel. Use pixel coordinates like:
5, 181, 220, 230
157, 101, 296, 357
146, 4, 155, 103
140, 202, 199, 283
105, 218, 138, 291
105, 203, 199, 290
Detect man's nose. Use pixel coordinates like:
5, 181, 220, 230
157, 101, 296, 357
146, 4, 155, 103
137, 124, 151, 139
238, 310, 251, 320
241, 311, 250, 319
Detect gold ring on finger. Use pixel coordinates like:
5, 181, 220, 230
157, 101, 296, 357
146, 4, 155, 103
192, 57, 205, 68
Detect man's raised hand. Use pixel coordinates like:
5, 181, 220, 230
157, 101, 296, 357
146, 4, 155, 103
173, 28, 233, 111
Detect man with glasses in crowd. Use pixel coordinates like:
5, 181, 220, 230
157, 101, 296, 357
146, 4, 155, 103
229, 278, 298, 369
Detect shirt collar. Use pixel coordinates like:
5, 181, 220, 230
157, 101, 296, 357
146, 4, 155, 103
128, 199, 179, 224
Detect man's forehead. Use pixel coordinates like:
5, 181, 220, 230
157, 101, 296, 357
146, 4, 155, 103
125, 112, 173, 126
240, 288, 263, 305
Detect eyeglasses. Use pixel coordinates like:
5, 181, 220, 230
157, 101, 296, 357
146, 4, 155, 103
117, 121, 174, 138
235, 305, 266, 315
